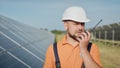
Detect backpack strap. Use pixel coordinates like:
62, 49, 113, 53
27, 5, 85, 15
81, 42, 92, 68
53, 42, 61, 68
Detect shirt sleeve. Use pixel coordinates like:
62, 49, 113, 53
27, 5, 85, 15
90, 44, 103, 67
43, 45, 54, 68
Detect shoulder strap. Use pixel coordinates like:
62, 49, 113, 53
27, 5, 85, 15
53, 42, 92, 68
87, 42, 92, 52
81, 42, 92, 68
53, 42, 61, 68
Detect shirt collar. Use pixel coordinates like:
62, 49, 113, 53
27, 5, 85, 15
61, 35, 69, 45
60, 35, 79, 47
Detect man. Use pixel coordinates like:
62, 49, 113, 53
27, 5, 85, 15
44, 6, 102, 68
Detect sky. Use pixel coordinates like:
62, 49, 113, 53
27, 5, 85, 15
0, 0, 120, 31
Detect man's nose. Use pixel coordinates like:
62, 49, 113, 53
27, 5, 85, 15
77, 24, 84, 32
77, 24, 83, 29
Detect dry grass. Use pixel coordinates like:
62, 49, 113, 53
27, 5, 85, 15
94, 41, 120, 68
56, 34, 120, 68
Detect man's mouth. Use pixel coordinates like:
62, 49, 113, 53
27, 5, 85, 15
74, 33, 81, 37
74, 31, 84, 37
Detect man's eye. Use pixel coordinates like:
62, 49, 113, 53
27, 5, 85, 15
81, 23, 85, 25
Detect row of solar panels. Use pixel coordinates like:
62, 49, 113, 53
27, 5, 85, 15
0, 15, 54, 68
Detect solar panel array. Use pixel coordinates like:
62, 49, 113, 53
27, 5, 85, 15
0, 15, 54, 68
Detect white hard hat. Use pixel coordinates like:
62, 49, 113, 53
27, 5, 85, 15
62, 6, 90, 22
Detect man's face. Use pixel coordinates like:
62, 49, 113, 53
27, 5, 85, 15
64, 20, 85, 38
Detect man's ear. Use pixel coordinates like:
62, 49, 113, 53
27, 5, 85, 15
64, 22, 68, 30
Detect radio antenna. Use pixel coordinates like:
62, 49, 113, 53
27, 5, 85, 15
91, 19, 103, 32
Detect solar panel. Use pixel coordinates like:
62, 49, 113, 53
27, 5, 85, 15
0, 15, 54, 68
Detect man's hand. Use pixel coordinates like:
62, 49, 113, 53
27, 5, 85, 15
76, 31, 91, 52
76, 31, 102, 68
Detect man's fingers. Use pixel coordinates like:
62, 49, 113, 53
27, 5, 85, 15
76, 31, 91, 42
86, 31, 91, 39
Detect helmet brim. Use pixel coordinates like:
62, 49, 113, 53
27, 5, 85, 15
62, 18, 90, 23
